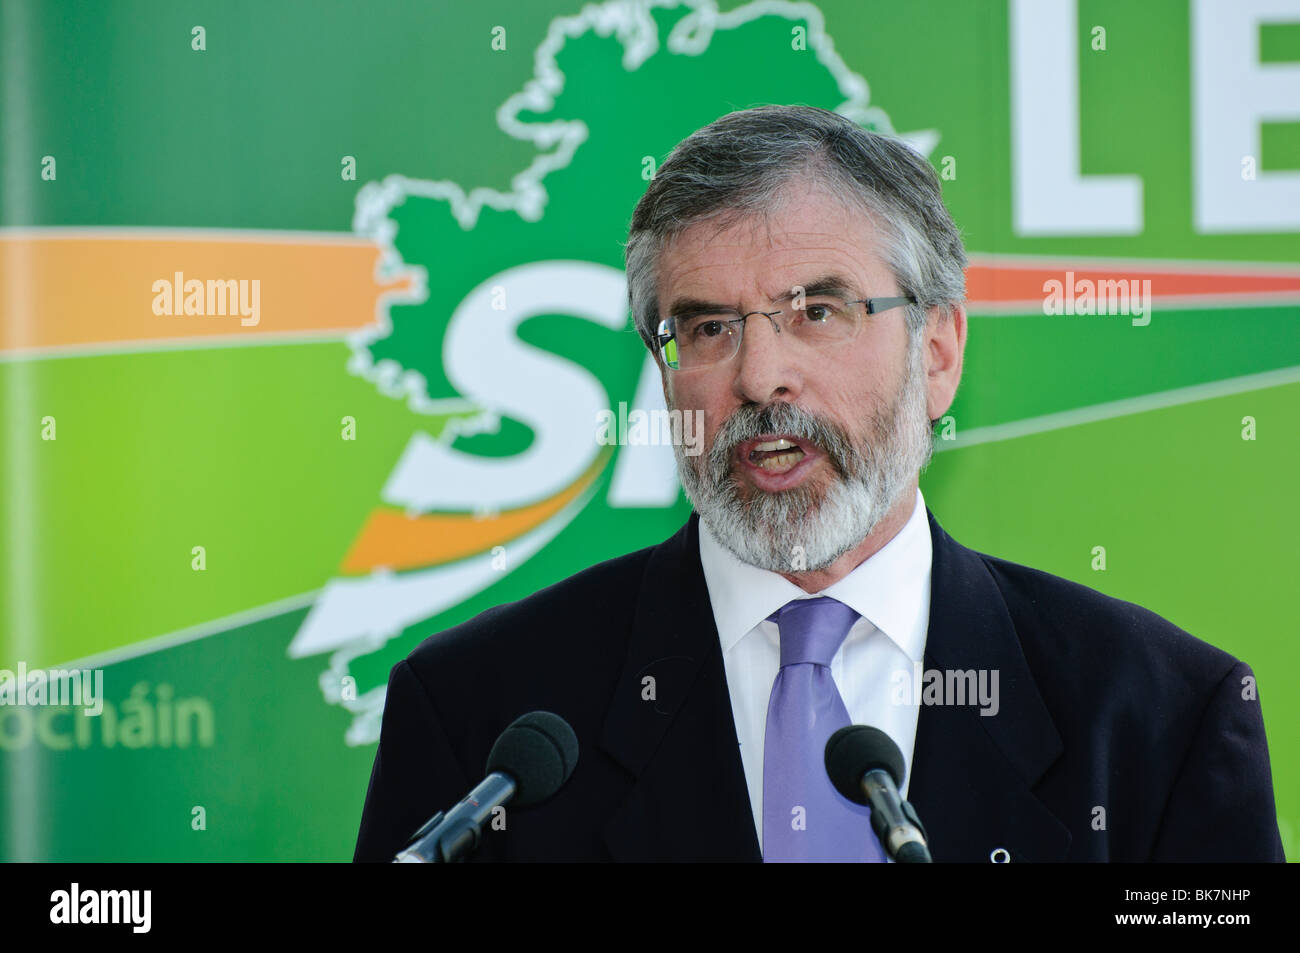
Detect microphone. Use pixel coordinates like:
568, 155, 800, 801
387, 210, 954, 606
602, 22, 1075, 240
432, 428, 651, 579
825, 725, 932, 863
394, 710, 579, 863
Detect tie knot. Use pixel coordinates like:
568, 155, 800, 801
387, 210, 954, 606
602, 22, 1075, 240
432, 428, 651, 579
769, 597, 859, 668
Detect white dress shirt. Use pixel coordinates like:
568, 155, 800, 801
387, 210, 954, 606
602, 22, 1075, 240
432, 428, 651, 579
698, 486, 933, 854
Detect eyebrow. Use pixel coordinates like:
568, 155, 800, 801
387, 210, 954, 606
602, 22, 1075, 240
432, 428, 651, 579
665, 273, 862, 317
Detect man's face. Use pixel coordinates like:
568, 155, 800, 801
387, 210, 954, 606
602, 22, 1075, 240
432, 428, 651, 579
657, 177, 936, 572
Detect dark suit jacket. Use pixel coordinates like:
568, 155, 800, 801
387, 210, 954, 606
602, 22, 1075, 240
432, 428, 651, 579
353, 509, 1286, 862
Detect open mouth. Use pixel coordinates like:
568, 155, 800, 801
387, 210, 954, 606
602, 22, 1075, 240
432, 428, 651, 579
737, 434, 817, 477
749, 437, 806, 471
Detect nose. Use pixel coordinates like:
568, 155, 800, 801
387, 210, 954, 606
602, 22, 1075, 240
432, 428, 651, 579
731, 311, 804, 405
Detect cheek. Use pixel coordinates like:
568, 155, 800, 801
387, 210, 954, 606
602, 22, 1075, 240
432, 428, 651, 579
666, 376, 711, 414
668, 380, 728, 447
836, 345, 906, 405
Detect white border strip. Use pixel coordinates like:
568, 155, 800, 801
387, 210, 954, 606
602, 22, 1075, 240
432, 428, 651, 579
937, 365, 1300, 451
47, 588, 323, 672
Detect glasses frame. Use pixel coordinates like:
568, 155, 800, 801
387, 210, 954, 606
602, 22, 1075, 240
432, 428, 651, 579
654, 295, 917, 372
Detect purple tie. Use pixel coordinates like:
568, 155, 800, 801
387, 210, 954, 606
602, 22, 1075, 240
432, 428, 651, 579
763, 597, 886, 862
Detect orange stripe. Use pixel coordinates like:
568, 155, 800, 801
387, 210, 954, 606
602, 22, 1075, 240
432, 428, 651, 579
340, 452, 611, 574
8, 234, 1296, 356
0, 234, 410, 353
966, 260, 1300, 305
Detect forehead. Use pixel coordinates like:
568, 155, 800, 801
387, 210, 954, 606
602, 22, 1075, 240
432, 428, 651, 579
656, 179, 891, 309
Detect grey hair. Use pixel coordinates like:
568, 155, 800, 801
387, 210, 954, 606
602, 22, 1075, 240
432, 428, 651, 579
624, 104, 967, 352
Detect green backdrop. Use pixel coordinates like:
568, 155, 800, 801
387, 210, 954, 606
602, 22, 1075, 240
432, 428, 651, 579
1, 0, 1295, 861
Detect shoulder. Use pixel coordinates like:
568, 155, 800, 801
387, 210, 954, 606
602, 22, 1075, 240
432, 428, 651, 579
966, 544, 1249, 732
964, 545, 1282, 860
980, 547, 1237, 674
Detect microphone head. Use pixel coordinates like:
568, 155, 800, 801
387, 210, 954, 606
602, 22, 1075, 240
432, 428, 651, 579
824, 725, 905, 805
485, 711, 579, 808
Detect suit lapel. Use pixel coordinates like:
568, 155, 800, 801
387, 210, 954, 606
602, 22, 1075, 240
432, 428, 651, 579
598, 513, 761, 861
906, 509, 1072, 862
597, 507, 1072, 862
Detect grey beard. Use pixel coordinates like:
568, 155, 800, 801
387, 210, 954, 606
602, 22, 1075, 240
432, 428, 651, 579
672, 339, 935, 573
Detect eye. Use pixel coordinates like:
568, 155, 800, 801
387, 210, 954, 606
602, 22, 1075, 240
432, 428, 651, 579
801, 303, 836, 323
683, 317, 729, 339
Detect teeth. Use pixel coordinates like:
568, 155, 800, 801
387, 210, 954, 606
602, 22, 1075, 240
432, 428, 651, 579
753, 438, 798, 452
755, 451, 804, 470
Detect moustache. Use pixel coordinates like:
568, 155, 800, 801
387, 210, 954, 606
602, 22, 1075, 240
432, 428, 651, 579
709, 402, 855, 480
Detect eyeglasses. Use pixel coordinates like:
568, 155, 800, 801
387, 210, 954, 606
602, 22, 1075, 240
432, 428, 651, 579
655, 295, 916, 371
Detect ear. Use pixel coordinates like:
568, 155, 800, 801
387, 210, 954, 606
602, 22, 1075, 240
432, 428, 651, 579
924, 304, 966, 422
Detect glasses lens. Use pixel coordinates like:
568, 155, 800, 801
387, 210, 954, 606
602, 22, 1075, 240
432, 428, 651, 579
661, 301, 865, 371
662, 336, 679, 368
789, 299, 859, 342
670, 314, 739, 369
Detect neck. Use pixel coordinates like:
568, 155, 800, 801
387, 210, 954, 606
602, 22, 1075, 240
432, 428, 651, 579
776, 482, 918, 593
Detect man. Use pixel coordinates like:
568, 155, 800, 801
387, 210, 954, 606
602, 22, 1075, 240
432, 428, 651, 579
353, 105, 1285, 862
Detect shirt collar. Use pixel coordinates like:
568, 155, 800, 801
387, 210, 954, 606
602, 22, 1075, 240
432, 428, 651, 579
698, 487, 931, 662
